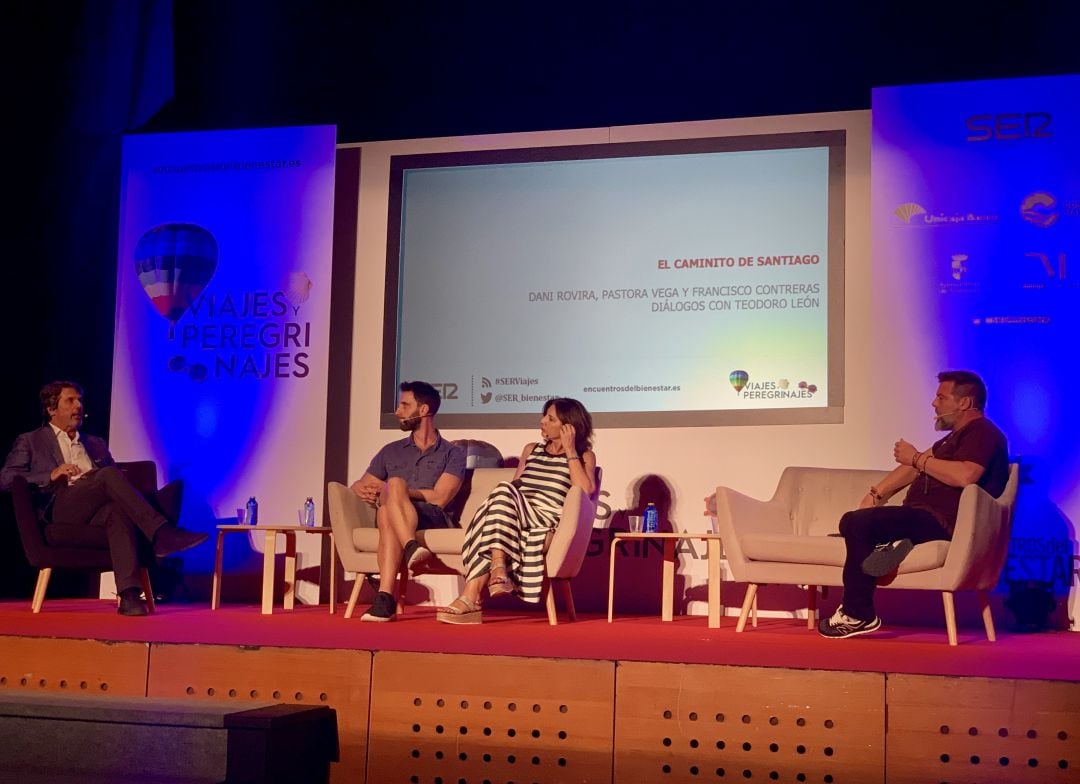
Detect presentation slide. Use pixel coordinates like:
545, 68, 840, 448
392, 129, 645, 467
384, 133, 844, 427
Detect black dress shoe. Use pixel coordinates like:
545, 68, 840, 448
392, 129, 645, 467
153, 526, 209, 558
118, 588, 149, 616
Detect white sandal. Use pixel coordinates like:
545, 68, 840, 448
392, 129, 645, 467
436, 595, 482, 625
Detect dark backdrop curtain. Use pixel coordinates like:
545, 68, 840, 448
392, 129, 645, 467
1, 2, 173, 597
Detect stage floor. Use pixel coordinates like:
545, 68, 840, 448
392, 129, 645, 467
1, 598, 1077, 681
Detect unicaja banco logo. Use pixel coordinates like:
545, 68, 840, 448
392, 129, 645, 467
1020, 192, 1059, 228
894, 203, 927, 224
893, 202, 997, 227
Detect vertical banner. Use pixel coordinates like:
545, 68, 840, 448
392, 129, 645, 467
110, 126, 337, 601
872, 77, 1079, 626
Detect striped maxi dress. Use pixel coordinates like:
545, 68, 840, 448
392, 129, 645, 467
460, 443, 572, 604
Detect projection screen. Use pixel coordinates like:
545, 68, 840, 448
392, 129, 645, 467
382, 131, 845, 428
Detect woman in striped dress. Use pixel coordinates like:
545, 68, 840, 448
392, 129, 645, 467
437, 398, 596, 624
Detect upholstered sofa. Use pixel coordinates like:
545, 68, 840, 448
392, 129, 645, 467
712, 464, 1019, 644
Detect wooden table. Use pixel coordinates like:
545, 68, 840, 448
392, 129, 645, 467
607, 531, 725, 628
211, 525, 336, 615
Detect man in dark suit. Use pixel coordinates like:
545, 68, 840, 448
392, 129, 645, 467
0, 380, 208, 615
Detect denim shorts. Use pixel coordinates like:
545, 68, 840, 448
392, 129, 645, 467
415, 501, 452, 529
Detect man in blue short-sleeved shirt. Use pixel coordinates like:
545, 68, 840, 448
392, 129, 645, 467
350, 381, 465, 621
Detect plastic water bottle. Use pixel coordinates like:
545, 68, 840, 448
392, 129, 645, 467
644, 502, 659, 533
304, 497, 316, 527
246, 496, 259, 526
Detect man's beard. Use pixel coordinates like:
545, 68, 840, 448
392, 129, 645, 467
934, 412, 955, 432
399, 416, 421, 432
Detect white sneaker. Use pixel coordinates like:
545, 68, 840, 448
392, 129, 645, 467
818, 608, 881, 638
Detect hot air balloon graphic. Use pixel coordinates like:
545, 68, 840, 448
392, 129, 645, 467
729, 369, 749, 395
134, 223, 218, 338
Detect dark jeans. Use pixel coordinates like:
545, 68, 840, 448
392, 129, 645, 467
48, 466, 168, 592
838, 505, 950, 621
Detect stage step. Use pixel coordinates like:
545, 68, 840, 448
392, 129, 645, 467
0, 692, 338, 783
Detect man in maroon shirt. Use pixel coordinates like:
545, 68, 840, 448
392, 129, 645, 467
819, 370, 1010, 639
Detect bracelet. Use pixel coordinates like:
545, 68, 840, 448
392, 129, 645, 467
918, 453, 932, 472
910, 450, 922, 468
567, 455, 581, 461
868, 486, 883, 502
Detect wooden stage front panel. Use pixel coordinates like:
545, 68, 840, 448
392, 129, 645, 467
0, 636, 149, 697
615, 662, 885, 783
146, 643, 372, 784
368, 651, 616, 784
887, 673, 1079, 783
2, 634, 1077, 782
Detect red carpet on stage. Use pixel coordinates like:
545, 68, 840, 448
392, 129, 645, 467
3, 599, 1078, 784
1, 599, 1077, 681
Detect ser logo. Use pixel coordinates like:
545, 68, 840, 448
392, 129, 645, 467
430, 382, 459, 401
966, 112, 1051, 141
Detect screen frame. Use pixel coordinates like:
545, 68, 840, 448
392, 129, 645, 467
382, 130, 846, 429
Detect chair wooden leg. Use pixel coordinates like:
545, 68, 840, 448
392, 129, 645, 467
327, 534, 336, 614
544, 579, 558, 626
606, 538, 617, 623
396, 568, 409, 615
751, 594, 758, 628
736, 584, 758, 633
806, 585, 817, 629
32, 568, 52, 613
344, 578, 363, 619
558, 579, 577, 623
139, 569, 156, 614
942, 591, 958, 646
979, 590, 996, 642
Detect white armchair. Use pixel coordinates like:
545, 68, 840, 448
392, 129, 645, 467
713, 464, 1019, 645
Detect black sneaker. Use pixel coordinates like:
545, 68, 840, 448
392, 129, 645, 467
360, 591, 396, 622
402, 539, 432, 571
818, 608, 881, 638
861, 538, 914, 577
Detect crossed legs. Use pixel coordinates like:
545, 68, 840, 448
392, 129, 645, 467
837, 505, 949, 621
51, 466, 168, 592
455, 548, 510, 607
374, 477, 420, 594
